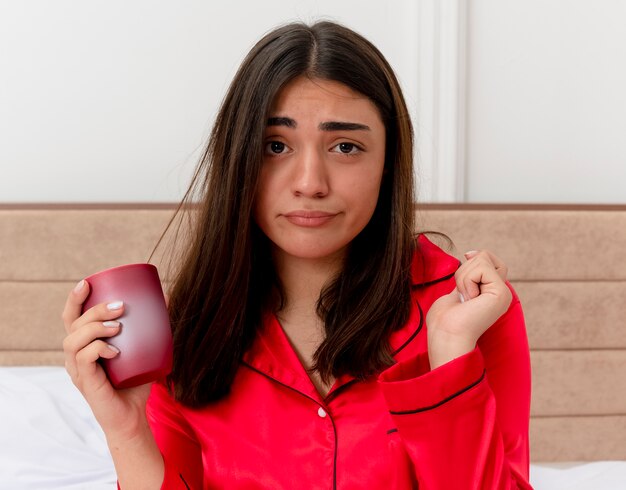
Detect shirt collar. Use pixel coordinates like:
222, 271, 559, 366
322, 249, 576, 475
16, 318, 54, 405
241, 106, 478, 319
242, 235, 460, 400
242, 312, 324, 402
411, 234, 461, 286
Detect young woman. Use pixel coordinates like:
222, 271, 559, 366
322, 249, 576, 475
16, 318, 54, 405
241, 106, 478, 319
62, 21, 532, 489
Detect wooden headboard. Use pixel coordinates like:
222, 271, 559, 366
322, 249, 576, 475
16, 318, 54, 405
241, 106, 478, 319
1, 203, 625, 462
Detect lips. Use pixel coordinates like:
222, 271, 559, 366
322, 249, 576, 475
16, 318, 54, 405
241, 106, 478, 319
282, 210, 339, 227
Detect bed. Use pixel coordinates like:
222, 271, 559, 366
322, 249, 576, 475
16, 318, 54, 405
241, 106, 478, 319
1, 204, 625, 489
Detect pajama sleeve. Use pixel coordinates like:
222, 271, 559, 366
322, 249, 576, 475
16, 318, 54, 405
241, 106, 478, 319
145, 382, 203, 489
378, 291, 533, 489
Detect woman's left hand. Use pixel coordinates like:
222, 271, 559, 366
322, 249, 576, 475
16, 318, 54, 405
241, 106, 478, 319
426, 250, 513, 369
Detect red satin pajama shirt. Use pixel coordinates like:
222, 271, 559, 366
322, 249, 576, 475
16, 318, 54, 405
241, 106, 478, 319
141, 237, 532, 489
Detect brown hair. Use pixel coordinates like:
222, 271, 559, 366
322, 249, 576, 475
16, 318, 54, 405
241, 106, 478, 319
164, 21, 415, 406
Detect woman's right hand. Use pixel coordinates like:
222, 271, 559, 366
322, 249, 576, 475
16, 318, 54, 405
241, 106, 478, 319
62, 279, 152, 443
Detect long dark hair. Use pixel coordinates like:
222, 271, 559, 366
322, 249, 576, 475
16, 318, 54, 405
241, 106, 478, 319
164, 21, 415, 406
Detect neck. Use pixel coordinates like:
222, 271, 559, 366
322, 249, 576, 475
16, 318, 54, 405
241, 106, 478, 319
273, 251, 343, 318
272, 250, 343, 397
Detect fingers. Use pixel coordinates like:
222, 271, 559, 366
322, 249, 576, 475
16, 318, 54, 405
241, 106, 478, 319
456, 249, 508, 302
464, 250, 508, 282
62, 280, 126, 388
63, 319, 121, 380
62, 280, 126, 334
71, 300, 125, 333
74, 339, 120, 379
63, 320, 121, 359
62, 280, 91, 333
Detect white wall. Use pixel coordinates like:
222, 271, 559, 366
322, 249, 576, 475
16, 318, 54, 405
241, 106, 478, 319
0, 0, 419, 202
3, 1, 625, 204
466, 0, 626, 203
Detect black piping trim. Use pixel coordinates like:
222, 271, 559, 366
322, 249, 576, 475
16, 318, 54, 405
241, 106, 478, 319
390, 300, 424, 356
329, 265, 456, 398
241, 362, 322, 406
389, 260, 460, 358
324, 378, 359, 404
411, 265, 459, 290
179, 473, 190, 489
241, 362, 338, 490
389, 369, 486, 415
387, 428, 398, 435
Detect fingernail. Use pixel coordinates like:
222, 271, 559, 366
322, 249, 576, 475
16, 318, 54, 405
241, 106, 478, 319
106, 301, 123, 310
464, 250, 478, 257
73, 280, 85, 293
459, 292, 465, 303
103, 321, 120, 328
107, 344, 120, 353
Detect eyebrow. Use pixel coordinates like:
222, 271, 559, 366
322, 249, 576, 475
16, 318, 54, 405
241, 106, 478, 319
319, 121, 371, 131
267, 117, 296, 128
266, 117, 371, 132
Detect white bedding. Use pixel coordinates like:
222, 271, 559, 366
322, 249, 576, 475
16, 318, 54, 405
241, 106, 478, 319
1, 367, 625, 490
0, 367, 116, 490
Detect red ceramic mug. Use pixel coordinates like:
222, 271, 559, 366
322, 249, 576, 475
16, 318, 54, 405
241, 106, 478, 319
82, 263, 173, 389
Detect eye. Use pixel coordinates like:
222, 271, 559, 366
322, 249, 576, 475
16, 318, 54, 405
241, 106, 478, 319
331, 142, 362, 155
265, 141, 289, 155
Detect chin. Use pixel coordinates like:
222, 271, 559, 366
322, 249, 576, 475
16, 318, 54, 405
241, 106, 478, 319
277, 241, 348, 263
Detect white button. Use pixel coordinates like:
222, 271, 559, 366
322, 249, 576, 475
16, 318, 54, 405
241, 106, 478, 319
317, 407, 327, 418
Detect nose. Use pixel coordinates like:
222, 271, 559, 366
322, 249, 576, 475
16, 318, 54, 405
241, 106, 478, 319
290, 148, 329, 198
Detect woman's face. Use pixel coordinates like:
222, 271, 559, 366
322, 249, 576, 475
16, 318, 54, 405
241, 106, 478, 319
254, 77, 386, 265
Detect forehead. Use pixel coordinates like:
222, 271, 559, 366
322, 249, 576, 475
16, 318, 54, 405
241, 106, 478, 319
269, 77, 383, 124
